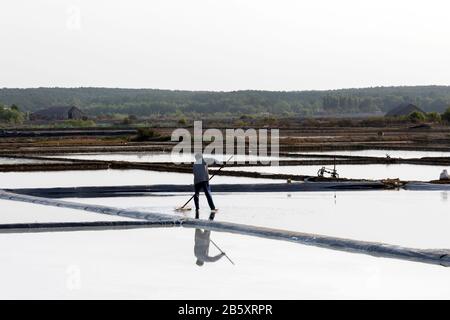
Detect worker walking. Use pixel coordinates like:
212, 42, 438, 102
193, 153, 217, 212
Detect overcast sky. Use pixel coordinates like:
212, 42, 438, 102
1, 0, 449, 91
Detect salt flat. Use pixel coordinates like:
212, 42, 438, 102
0, 169, 281, 189
224, 164, 446, 181
298, 149, 450, 159
0, 228, 449, 299
71, 190, 450, 249
0, 199, 137, 223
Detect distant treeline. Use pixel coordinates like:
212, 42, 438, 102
0, 86, 450, 117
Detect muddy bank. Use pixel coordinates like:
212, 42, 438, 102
2, 143, 450, 155
4, 151, 450, 165
0, 129, 137, 138
0, 125, 450, 154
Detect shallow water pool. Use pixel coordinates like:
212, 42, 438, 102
0, 169, 282, 189
71, 190, 450, 249
295, 149, 450, 159
0, 227, 449, 299
48, 152, 290, 164
0, 199, 137, 223
224, 164, 448, 181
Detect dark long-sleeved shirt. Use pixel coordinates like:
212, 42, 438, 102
193, 159, 209, 184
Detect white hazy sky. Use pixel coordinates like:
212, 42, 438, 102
0, 0, 449, 91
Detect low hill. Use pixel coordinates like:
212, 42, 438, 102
0, 86, 449, 117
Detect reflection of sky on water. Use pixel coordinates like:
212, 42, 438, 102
2, 227, 450, 299
74, 190, 450, 249
49, 152, 290, 164
225, 164, 448, 181
0, 169, 281, 189
297, 149, 450, 159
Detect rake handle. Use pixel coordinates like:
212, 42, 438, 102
210, 239, 235, 265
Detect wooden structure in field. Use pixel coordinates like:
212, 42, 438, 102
30, 106, 86, 121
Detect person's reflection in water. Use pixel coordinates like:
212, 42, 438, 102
194, 212, 224, 266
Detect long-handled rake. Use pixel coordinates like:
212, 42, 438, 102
175, 155, 234, 211
210, 239, 235, 265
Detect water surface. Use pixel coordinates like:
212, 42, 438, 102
0, 169, 282, 189
72, 190, 450, 249
0, 228, 449, 299
224, 164, 447, 181
295, 149, 450, 159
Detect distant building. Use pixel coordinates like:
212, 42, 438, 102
30, 106, 86, 121
385, 103, 424, 117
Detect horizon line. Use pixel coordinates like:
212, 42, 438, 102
1, 84, 450, 93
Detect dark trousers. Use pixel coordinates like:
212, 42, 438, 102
194, 181, 215, 210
